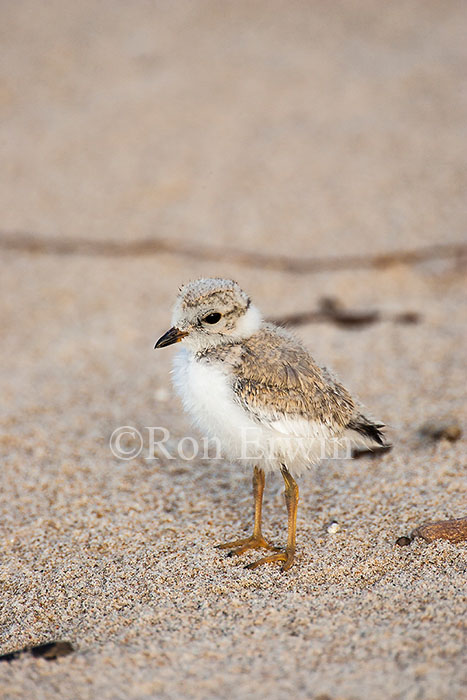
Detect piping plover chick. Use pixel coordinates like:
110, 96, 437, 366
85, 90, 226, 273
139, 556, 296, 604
155, 278, 388, 572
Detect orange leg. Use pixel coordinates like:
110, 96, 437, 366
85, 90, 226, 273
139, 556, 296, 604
216, 466, 279, 555
245, 465, 298, 572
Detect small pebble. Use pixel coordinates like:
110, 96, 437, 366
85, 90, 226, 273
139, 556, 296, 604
411, 517, 467, 543
395, 536, 413, 547
327, 521, 340, 534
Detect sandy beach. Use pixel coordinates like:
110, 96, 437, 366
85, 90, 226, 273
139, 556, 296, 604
0, 2, 466, 698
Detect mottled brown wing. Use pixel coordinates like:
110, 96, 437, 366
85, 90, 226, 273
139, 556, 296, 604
229, 325, 356, 429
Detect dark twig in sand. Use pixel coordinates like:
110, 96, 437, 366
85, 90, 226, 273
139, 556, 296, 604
418, 419, 462, 443
0, 641, 74, 662
0, 232, 466, 274
351, 445, 393, 459
271, 297, 420, 329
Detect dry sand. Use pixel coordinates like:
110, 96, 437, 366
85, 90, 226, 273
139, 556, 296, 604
0, 2, 466, 699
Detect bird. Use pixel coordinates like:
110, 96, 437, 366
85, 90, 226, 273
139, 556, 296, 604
154, 277, 388, 572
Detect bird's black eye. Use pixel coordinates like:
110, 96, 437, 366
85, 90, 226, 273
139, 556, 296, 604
203, 312, 222, 324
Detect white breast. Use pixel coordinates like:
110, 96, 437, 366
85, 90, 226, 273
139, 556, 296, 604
171, 348, 263, 461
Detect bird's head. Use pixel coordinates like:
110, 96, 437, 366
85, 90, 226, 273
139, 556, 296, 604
154, 278, 262, 353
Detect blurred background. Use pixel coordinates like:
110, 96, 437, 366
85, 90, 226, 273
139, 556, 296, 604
1, 0, 465, 254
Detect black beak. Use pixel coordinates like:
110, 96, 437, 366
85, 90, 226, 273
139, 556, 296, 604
154, 327, 188, 349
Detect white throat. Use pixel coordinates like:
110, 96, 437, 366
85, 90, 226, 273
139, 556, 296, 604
229, 304, 262, 340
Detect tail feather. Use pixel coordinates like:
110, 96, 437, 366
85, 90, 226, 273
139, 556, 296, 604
347, 415, 388, 448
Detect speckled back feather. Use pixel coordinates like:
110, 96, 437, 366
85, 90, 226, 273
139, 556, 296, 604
197, 323, 356, 432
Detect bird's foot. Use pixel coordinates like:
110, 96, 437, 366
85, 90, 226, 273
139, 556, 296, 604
215, 533, 280, 557
245, 548, 295, 572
